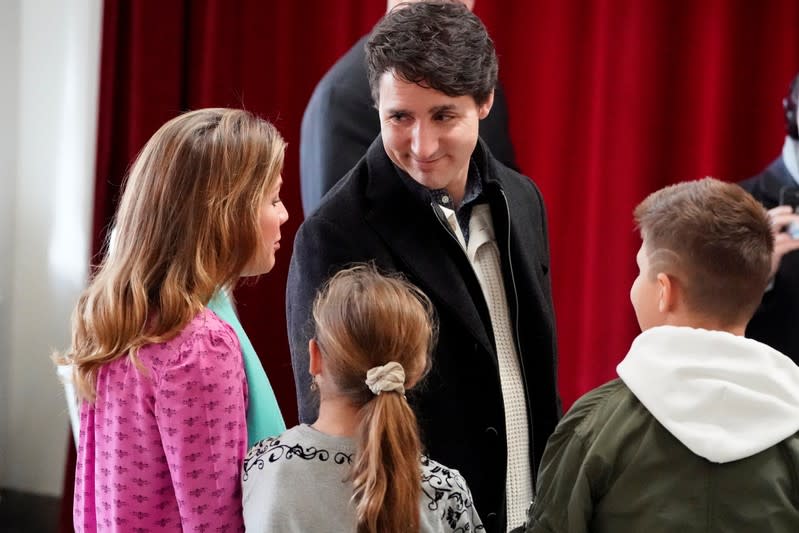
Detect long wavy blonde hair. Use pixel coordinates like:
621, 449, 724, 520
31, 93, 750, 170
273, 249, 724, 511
312, 264, 437, 533
60, 108, 285, 401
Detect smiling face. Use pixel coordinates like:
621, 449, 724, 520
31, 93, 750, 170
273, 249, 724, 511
377, 72, 492, 205
242, 177, 288, 277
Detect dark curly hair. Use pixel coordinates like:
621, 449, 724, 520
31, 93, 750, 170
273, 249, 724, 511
366, 1, 498, 106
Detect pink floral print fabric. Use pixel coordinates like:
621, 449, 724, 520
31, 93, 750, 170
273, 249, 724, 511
73, 309, 248, 532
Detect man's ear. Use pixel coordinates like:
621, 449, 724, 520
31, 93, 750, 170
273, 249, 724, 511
309, 339, 323, 376
478, 90, 495, 120
656, 272, 675, 313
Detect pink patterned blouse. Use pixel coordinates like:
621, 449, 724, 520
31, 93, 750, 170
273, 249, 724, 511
73, 309, 248, 532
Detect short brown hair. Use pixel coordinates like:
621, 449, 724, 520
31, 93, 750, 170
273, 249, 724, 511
634, 177, 773, 325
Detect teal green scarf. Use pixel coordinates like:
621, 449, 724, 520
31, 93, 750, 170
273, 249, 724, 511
208, 291, 286, 447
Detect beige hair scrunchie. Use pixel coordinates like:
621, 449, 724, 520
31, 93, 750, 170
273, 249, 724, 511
365, 361, 406, 396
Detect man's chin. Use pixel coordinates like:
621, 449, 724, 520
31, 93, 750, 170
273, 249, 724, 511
407, 171, 443, 190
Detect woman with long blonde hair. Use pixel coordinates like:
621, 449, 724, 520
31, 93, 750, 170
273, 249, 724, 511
61, 108, 288, 532
242, 265, 483, 532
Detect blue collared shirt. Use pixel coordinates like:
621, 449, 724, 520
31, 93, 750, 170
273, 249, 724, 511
398, 159, 486, 244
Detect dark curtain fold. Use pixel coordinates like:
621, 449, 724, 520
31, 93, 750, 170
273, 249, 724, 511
63, 0, 799, 527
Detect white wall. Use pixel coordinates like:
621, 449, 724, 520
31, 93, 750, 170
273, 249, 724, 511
0, 0, 21, 488
2, 0, 102, 496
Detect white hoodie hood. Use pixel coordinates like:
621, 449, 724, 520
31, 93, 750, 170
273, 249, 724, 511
617, 326, 799, 464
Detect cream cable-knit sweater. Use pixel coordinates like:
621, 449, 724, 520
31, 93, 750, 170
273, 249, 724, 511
440, 203, 532, 532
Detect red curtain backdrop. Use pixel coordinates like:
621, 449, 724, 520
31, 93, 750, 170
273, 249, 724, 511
63, 2, 799, 526
91, 0, 799, 427
484, 0, 799, 406
92, 0, 799, 420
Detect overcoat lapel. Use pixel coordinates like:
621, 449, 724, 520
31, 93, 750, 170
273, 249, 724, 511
488, 182, 555, 340
361, 139, 496, 360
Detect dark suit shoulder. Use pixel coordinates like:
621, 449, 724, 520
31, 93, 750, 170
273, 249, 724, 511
739, 157, 794, 208
302, 35, 374, 137
309, 35, 370, 101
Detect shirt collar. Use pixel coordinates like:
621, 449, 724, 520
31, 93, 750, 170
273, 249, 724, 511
429, 161, 483, 210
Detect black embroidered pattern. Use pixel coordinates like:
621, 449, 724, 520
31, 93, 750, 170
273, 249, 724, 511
242, 437, 352, 482
243, 433, 483, 532
421, 455, 485, 532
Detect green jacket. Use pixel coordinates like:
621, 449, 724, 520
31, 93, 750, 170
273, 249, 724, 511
527, 326, 799, 533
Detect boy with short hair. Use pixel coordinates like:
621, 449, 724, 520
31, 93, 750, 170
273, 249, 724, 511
525, 178, 799, 533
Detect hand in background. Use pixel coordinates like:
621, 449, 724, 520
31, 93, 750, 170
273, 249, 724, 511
767, 205, 799, 279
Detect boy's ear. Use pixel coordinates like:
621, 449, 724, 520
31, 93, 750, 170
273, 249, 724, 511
656, 272, 675, 313
309, 339, 323, 376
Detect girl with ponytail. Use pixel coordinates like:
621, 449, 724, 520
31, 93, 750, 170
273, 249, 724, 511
243, 264, 483, 532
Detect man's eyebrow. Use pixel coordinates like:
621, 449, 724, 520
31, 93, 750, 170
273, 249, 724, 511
430, 104, 457, 114
383, 104, 458, 115
384, 106, 410, 115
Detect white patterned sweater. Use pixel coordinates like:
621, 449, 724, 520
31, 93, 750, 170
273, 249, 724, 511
242, 424, 485, 532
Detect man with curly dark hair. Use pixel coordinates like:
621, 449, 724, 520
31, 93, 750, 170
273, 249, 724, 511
298, 0, 516, 216
287, 4, 560, 531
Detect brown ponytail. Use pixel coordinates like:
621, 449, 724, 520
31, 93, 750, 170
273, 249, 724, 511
311, 264, 436, 533
352, 393, 422, 532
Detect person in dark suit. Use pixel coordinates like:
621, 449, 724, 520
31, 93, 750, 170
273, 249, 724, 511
299, 0, 516, 216
739, 73, 799, 366
286, 3, 559, 532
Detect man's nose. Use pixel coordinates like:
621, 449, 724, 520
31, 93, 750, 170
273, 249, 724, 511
411, 121, 439, 160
